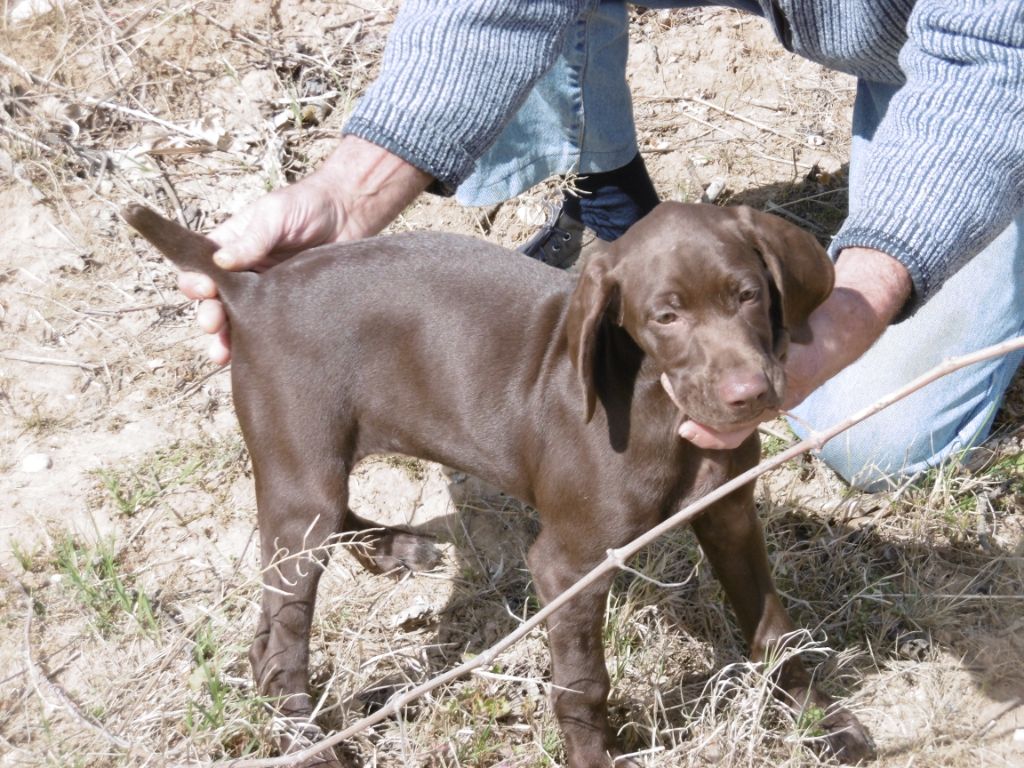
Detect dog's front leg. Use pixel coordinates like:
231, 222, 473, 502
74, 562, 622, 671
527, 528, 637, 768
692, 486, 876, 764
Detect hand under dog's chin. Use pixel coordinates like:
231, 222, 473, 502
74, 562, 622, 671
676, 416, 764, 451
659, 373, 773, 444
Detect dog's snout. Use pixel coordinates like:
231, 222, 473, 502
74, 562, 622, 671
717, 369, 770, 409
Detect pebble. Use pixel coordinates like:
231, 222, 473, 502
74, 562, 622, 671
20, 453, 52, 472
390, 597, 434, 630
703, 178, 726, 203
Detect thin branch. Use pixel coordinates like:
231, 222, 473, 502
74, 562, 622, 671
640, 94, 804, 146
688, 94, 804, 146
0, 350, 98, 371
764, 202, 822, 233
222, 334, 1024, 768
0, 121, 54, 153
0, 564, 133, 751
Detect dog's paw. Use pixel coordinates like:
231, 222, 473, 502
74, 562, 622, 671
273, 716, 354, 767
808, 705, 876, 764
355, 529, 441, 575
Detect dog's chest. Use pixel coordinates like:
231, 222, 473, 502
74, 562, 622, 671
662, 448, 749, 517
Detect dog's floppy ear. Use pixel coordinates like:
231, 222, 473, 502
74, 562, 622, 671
735, 206, 834, 344
566, 248, 622, 422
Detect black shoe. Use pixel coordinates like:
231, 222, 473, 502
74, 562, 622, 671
518, 205, 585, 269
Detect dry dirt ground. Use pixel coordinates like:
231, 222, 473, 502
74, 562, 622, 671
2, 2, 1023, 767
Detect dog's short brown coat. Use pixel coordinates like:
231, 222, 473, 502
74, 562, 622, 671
125, 202, 874, 767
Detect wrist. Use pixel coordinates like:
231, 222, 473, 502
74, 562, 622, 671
833, 247, 912, 328
312, 135, 433, 240
783, 248, 912, 407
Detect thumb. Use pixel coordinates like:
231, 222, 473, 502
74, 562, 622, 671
678, 419, 757, 450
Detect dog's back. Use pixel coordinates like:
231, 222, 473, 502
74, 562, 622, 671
227, 232, 591, 497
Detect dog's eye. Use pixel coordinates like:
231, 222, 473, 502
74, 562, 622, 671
654, 310, 678, 325
739, 287, 760, 303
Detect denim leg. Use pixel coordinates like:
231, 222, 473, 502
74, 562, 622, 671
790, 80, 1024, 491
454, 1, 769, 206
455, 0, 637, 206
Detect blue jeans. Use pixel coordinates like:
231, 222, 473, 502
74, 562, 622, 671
457, 3, 1024, 491
456, 0, 765, 205
455, 1, 637, 205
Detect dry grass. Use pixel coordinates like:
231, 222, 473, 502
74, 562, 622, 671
2, 2, 1023, 767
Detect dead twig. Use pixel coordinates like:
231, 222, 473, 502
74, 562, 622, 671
764, 202, 822, 233
0, 121, 54, 154
169, 364, 230, 403
687, 94, 803, 146
640, 94, 803, 146
80, 301, 186, 317
0, 564, 134, 751
0, 350, 98, 371
224, 334, 1024, 767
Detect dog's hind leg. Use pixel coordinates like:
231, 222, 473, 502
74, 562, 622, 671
244, 426, 353, 766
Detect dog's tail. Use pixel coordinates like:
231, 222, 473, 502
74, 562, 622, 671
122, 204, 252, 303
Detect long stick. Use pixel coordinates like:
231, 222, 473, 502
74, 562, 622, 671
225, 334, 1024, 768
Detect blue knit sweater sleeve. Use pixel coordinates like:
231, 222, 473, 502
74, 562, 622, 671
344, 0, 588, 193
831, 0, 1024, 306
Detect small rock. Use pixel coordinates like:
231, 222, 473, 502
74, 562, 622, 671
895, 632, 931, 661
10, 0, 73, 24
702, 178, 726, 203
20, 453, 52, 473
1014, 728, 1024, 744
390, 597, 434, 630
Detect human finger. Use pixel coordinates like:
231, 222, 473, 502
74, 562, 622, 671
197, 299, 226, 334
178, 271, 219, 300
677, 419, 759, 451
207, 200, 283, 271
208, 327, 231, 366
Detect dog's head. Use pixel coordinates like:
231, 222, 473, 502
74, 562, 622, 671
566, 202, 833, 429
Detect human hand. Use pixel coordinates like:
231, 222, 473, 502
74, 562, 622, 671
678, 247, 912, 450
176, 173, 350, 364
179, 135, 432, 364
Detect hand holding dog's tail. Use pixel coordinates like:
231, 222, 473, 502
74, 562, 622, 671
122, 205, 250, 301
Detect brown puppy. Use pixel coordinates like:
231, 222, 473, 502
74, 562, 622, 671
124, 202, 874, 767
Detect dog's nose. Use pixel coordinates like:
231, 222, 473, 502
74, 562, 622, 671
717, 370, 770, 410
